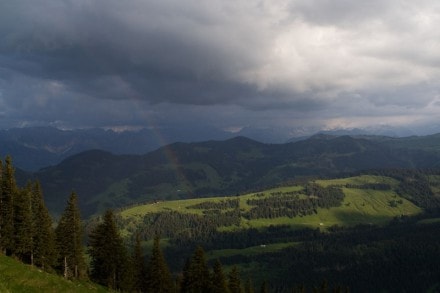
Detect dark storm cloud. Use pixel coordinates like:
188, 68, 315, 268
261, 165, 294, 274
1, 0, 440, 131
0, 0, 269, 107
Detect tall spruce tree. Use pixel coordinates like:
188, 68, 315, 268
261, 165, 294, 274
133, 233, 147, 292
180, 258, 192, 293
55, 191, 86, 279
211, 259, 230, 293
13, 184, 33, 262
228, 266, 243, 293
244, 278, 255, 293
145, 235, 173, 292
0, 159, 55, 270
181, 246, 211, 293
31, 181, 56, 270
88, 209, 128, 290
0, 156, 17, 255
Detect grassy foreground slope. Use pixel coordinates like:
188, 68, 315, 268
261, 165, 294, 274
0, 255, 107, 293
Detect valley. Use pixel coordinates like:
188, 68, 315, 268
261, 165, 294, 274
5, 1, 440, 291
2, 133, 440, 292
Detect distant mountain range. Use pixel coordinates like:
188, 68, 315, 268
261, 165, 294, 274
13, 133, 440, 218
3, 125, 440, 171
0, 127, 156, 171
0, 126, 236, 171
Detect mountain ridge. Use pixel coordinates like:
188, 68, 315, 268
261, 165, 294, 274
20, 133, 440, 217
5, 125, 440, 171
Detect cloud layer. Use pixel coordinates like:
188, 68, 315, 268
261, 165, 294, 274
1, 0, 440, 134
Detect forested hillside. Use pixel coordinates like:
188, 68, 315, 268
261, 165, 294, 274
108, 169, 440, 292
0, 126, 234, 171
27, 134, 440, 217
110, 170, 440, 292
3, 154, 440, 292
0, 127, 160, 171
4, 134, 440, 292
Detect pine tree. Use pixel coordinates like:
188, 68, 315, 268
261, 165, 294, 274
88, 209, 128, 290
211, 259, 229, 293
31, 181, 56, 270
180, 258, 192, 293
181, 246, 211, 293
244, 278, 255, 293
13, 184, 33, 262
121, 255, 136, 292
55, 191, 86, 279
228, 266, 243, 293
133, 233, 147, 292
0, 156, 17, 255
145, 235, 174, 292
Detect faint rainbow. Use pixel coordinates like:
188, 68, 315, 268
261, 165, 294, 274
151, 125, 194, 198
128, 98, 194, 198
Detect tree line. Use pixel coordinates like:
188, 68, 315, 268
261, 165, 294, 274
0, 155, 85, 278
0, 156, 296, 292
89, 209, 345, 292
244, 185, 344, 219
118, 185, 344, 247
362, 168, 440, 211
186, 198, 240, 210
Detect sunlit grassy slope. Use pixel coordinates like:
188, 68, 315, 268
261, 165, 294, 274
0, 255, 107, 293
119, 175, 422, 231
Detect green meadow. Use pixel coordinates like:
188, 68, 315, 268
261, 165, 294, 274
0, 255, 107, 293
119, 175, 422, 232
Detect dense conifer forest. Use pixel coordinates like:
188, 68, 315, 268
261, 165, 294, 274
0, 156, 87, 280
2, 155, 440, 292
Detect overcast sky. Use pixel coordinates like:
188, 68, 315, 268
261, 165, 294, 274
1, 0, 440, 138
